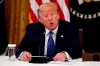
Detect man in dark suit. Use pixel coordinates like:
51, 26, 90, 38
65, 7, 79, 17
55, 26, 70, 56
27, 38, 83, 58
16, 2, 82, 61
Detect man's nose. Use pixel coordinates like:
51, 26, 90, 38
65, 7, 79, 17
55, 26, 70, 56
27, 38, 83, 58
48, 15, 52, 20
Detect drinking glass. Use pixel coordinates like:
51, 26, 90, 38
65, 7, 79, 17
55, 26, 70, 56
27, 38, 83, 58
7, 44, 16, 60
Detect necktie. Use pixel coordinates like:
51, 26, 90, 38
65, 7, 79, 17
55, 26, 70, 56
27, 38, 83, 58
47, 31, 54, 58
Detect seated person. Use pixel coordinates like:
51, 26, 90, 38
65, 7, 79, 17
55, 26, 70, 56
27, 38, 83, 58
16, 2, 82, 62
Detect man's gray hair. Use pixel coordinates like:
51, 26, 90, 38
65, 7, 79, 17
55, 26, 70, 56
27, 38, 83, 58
37, 2, 58, 18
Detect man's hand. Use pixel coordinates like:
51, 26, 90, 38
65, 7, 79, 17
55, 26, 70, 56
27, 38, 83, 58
53, 52, 66, 61
20, 52, 32, 61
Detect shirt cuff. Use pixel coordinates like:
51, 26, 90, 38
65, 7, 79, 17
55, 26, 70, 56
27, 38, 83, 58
18, 51, 26, 60
62, 51, 72, 60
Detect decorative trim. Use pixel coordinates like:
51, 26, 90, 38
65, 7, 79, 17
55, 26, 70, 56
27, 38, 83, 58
78, 0, 100, 5
70, 7, 100, 20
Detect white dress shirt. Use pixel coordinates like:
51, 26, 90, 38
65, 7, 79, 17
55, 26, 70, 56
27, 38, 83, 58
44, 26, 58, 55
18, 26, 71, 60
44, 26, 71, 60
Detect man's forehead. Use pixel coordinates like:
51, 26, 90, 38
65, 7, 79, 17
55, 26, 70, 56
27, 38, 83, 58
39, 10, 57, 15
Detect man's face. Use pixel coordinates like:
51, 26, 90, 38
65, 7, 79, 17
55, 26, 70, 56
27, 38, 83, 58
39, 9, 59, 30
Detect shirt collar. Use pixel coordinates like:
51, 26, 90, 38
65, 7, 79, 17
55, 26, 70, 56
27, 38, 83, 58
45, 26, 58, 36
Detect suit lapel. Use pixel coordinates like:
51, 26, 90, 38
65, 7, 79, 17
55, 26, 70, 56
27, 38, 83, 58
55, 22, 64, 53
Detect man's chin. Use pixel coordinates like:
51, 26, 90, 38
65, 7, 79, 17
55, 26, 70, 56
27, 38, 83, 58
48, 27, 56, 30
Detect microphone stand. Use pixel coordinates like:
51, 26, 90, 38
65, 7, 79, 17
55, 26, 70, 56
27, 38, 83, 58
29, 32, 52, 63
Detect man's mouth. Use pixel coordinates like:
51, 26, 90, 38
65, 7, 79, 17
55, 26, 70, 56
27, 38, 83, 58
50, 22, 53, 25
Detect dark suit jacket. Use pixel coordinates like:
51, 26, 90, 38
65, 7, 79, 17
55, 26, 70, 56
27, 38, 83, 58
16, 20, 82, 59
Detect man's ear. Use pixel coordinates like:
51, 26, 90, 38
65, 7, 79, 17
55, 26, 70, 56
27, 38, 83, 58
58, 15, 60, 19
57, 12, 60, 19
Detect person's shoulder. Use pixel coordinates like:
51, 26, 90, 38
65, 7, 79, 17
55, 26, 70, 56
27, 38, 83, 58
27, 22, 42, 26
25, 22, 44, 32
59, 20, 76, 27
26, 22, 43, 28
59, 20, 79, 31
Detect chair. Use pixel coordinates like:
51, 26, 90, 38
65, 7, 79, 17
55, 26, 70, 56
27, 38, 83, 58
79, 29, 83, 49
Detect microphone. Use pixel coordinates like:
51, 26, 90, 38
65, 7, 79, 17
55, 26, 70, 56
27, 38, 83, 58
29, 32, 52, 63
38, 32, 45, 56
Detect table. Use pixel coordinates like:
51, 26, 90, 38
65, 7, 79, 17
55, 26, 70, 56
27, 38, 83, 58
0, 56, 100, 66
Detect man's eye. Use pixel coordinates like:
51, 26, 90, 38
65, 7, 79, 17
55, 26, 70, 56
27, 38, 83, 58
44, 15, 48, 17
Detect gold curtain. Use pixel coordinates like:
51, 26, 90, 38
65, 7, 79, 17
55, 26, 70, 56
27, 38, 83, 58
4, 0, 29, 46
